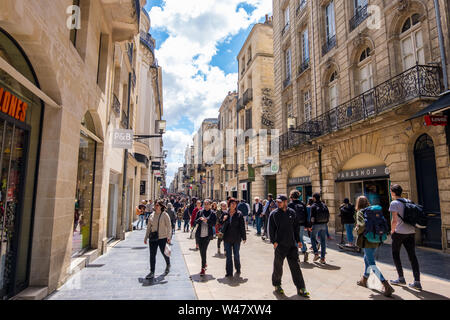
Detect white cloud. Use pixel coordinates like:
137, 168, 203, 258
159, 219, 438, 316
150, 0, 273, 187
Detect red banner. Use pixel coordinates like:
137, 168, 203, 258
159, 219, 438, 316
424, 115, 447, 126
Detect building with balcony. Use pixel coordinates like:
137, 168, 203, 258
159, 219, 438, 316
236, 15, 275, 203
273, 0, 450, 251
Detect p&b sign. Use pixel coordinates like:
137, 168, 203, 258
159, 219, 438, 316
112, 129, 134, 149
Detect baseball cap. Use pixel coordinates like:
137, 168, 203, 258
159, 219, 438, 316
276, 195, 288, 202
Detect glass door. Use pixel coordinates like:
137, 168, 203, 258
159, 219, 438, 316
349, 181, 363, 205
0, 121, 28, 297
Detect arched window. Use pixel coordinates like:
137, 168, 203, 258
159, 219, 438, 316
329, 71, 338, 109
400, 13, 424, 70
357, 47, 373, 94
414, 133, 434, 152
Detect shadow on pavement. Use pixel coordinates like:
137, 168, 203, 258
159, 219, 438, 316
213, 253, 226, 259
299, 262, 315, 269
190, 274, 216, 283
189, 248, 199, 252
138, 274, 168, 287
311, 262, 341, 271
367, 291, 403, 300
400, 286, 450, 300
217, 275, 248, 287
272, 291, 309, 300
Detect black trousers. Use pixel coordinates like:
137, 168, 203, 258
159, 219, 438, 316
272, 245, 306, 289
198, 237, 210, 269
217, 237, 223, 249
262, 215, 268, 235
391, 232, 420, 282
149, 238, 170, 273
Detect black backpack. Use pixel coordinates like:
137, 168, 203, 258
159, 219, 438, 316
289, 202, 307, 225
396, 199, 427, 229
314, 202, 330, 224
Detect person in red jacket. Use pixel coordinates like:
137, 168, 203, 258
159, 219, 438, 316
190, 200, 203, 250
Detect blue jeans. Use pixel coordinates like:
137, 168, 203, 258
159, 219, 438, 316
255, 216, 262, 234
299, 227, 307, 253
363, 248, 385, 281
344, 224, 354, 243
137, 214, 145, 229
224, 242, 241, 275
311, 224, 327, 258
183, 219, 190, 232
177, 219, 182, 229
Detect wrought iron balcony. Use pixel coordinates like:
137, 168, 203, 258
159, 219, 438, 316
283, 76, 291, 89
140, 31, 155, 56
322, 35, 336, 56
296, 0, 307, 16
121, 110, 129, 128
243, 88, 253, 106
281, 23, 289, 36
112, 93, 121, 115
280, 65, 442, 152
131, 69, 136, 88
237, 98, 244, 112
298, 59, 310, 75
350, 5, 369, 31
133, 0, 141, 26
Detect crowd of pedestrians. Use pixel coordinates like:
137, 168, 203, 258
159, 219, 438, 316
136, 183, 424, 298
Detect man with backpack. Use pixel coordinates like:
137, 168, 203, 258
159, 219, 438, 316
288, 190, 309, 262
310, 193, 329, 264
268, 195, 310, 298
389, 184, 422, 290
237, 199, 250, 231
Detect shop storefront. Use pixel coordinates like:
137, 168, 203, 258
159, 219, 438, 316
240, 181, 251, 203
0, 28, 43, 299
288, 176, 312, 203
73, 113, 98, 257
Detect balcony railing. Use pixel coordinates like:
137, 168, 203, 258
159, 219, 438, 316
243, 88, 253, 106
237, 98, 244, 112
281, 23, 289, 36
131, 69, 136, 88
280, 65, 442, 152
283, 76, 291, 89
140, 31, 155, 56
296, 0, 307, 16
112, 93, 121, 115
121, 110, 129, 128
298, 59, 310, 75
322, 35, 336, 56
350, 5, 369, 31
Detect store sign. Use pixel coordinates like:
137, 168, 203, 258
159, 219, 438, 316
151, 161, 161, 171
140, 181, 146, 195
336, 165, 390, 182
261, 163, 279, 175
248, 165, 255, 182
154, 171, 161, 177
240, 183, 247, 191
0, 87, 28, 122
288, 176, 311, 186
112, 129, 133, 149
424, 115, 447, 126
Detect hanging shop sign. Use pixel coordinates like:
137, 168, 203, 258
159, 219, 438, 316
336, 165, 390, 182
248, 165, 255, 182
424, 115, 447, 126
0, 86, 28, 122
288, 176, 311, 186
151, 161, 161, 171
112, 129, 134, 149
240, 183, 247, 191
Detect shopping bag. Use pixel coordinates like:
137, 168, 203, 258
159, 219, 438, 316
164, 244, 172, 257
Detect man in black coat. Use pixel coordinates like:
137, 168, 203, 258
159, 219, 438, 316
268, 195, 310, 298
288, 190, 310, 262
252, 197, 264, 236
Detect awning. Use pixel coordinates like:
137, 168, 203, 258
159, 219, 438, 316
407, 91, 450, 120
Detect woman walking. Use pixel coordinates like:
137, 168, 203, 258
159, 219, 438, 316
195, 199, 216, 276
177, 208, 183, 230
167, 203, 176, 235
221, 198, 246, 277
144, 200, 172, 280
216, 201, 227, 255
355, 196, 394, 297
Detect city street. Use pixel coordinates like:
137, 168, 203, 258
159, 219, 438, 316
46, 225, 450, 300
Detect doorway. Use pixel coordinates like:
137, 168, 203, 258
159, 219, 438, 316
0, 120, 28, 298
414, 134, 442, 249
266, 176, 277, 197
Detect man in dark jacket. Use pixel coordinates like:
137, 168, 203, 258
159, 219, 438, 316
310, 193, 329, 264
252, 197, 263, 236
288, 190, 309, 262
268, 195, 310, 298
221, 198, 246, 277
195, 199, 217, 276
262, 194, 276, 240
339, 198, 355, 246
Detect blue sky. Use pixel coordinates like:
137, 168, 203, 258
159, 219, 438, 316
144, 0, 272, 186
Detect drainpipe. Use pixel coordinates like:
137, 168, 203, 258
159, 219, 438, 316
434, 0, 449, 90
318, 146, 323, 195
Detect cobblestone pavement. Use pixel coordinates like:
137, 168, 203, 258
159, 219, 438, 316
46, 229, 197, 300
176, 225, 450, 300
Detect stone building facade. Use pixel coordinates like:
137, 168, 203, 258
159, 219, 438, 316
0, 0, 167, 299
272, 0, 450, 251
236, 18, 276, 205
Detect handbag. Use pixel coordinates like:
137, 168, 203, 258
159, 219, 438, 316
148, 213, 162, 242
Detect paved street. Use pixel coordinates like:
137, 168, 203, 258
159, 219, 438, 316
177, 225, 450, 300
46, 224, 450, 300
46, 229, 196, 300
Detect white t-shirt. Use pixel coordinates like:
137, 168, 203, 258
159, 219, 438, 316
389, 199, 416, 235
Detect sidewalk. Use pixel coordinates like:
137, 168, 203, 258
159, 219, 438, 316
46, 229, 197, 300
176, 225, 450, 300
